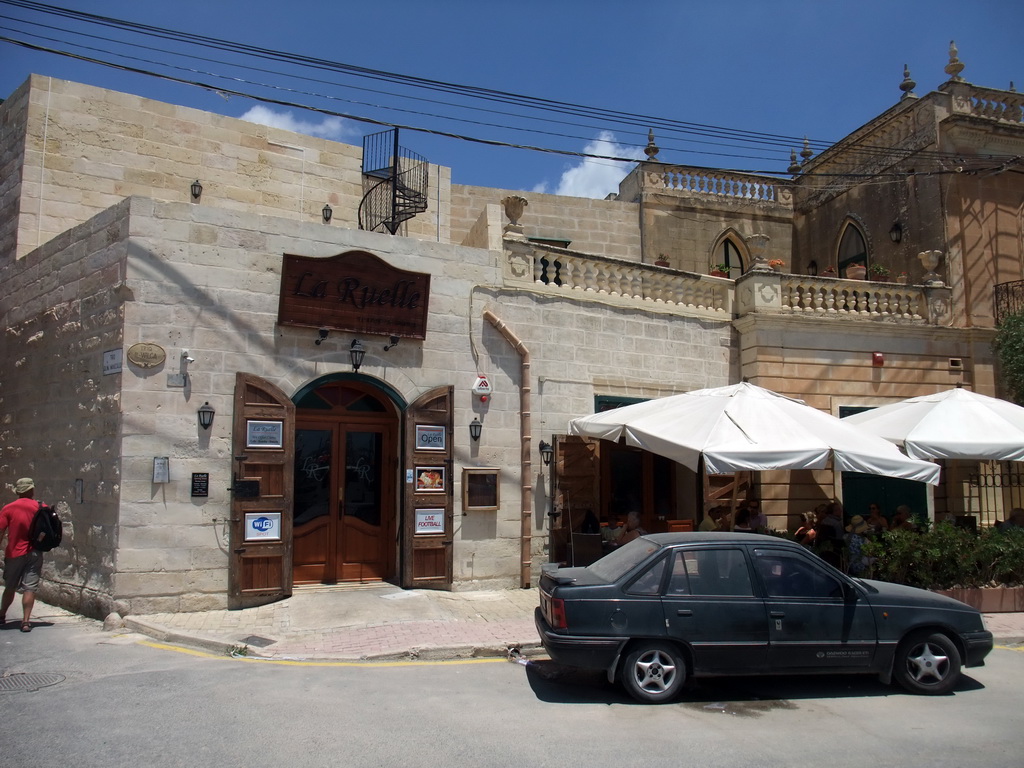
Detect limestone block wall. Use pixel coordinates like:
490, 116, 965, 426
472, 286, 734, 578
735, 313, 996, 528
112, 197, 527, 606
642, 194, 793, 274
6, 75, 453, 261
0, 77, 30, 261
451, 184, 641, 261
0, 199, 129, 618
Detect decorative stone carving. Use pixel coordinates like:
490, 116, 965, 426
900, 64, 917, 100
746, 233, 771, 269
644, 129, 660, 162
501, 195, 528, 240
945, 40, 965, 82
501, 195, 528, 226
918, 250, 945, 285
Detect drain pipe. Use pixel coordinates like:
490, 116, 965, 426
482, 309, 532, 588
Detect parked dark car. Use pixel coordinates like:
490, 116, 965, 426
536, 532, 993, 703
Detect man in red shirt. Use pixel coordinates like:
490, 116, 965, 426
0, 477, 44, 632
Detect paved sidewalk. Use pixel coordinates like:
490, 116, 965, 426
26, 586, 1024, 662
123, 584, 543, 661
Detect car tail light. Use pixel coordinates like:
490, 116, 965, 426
548, 597, 567, 630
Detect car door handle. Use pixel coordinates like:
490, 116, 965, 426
676, 610, 693, 617
769, 611, 785, 618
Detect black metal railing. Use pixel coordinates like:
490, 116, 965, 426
994, 280, 1024, 324
359, 128, 428, 234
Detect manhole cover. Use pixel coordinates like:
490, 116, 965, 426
0, 673, 65, 692
241, 636, 276, 648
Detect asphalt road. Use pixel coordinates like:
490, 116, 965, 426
2, 617, 1022, 768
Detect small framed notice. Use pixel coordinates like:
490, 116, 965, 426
463, 468, 499, 511
246, 420, 283, 448
191, 473, 209, 497
415, 424, 446, 452
415, 466, 446, 493
415, 508, 445, 535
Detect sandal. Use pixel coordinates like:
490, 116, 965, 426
20, 622, 31, 633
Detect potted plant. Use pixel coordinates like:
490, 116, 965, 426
845, 262, 867, 280
768, 258, 786, 272
895, 271, 909, 285
868, 263, 891, 280
655, 254, 671, 267
821, 265, 837, 277
710, 263, 729, 277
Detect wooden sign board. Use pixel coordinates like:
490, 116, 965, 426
278, 250, 430, 340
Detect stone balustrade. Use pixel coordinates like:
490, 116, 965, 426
645, 166, 789, 204
504, 242, 952, 326
777, 274, 927, 322
504, 243, 732, 319
959, 86, 1024, 124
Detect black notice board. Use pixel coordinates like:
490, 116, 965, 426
191, 473, 209, 497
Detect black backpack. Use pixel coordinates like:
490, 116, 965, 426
29, 501, 62, 552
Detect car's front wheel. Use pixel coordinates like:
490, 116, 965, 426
621, 642, 687, 703
894, 630, 962, 695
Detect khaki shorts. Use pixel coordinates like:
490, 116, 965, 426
3, 550, 42, 593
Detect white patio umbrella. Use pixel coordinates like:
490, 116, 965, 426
841, 386, 1024, 462
568, 382, 940, 484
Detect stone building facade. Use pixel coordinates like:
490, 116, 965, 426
2, 48, 1022, 618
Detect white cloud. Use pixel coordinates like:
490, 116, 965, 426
237, 105, 355, 142
535, 131, 644, 199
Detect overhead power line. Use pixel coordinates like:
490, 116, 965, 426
0, 0, 1018, 179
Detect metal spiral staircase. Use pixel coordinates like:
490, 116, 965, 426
359, 128, 428, 235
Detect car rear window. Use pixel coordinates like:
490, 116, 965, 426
588, 537, 661, 582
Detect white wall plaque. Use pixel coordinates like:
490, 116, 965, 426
244, 512, 282, 541
415, 509, 445, 535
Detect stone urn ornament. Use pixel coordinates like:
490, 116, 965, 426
501, 195, 528, 239
918, 250, 945, 285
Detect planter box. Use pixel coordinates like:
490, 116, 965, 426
933, 586, 1024, 612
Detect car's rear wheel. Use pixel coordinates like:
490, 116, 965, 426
620, 642, 686, 704
894, 630, 962, 695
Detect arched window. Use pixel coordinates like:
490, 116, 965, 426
837, 222, 868, 274
721, 239, 744, 277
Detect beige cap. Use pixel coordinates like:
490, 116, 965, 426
14, 477, 34, 494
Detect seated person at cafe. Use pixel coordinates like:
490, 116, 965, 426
699, 506, 728, 532
616, 510, 647, 545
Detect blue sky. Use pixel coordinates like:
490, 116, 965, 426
2, 1, 1023, 198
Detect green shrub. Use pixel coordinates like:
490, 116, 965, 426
862, 523, 1024, 589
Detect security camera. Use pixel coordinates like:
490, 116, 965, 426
182, 350, 195, 364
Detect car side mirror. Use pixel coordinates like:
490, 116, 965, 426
842, 582, 858, 601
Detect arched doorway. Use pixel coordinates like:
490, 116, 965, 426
292, 378, 402, 584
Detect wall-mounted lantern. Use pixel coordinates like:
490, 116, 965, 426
349, 339, 366, 372
198, 401, 215, 430
539, 440, 554, 466
469, 417, 482, 442
190, 180, 203, 201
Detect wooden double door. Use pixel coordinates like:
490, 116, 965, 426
293, 416, 396, 584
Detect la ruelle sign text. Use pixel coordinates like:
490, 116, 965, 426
278, 250, 430, 339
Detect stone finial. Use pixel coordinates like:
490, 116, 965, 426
644, 129, 660, 162
900, 64, 917, 99
945, 40, 965, 82
800, 137, 813, 163
501, 195, 528, 226
1011, 81, 1017, 93
788, 149, 802, 175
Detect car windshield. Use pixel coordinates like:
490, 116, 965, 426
587, 536, 661, 582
